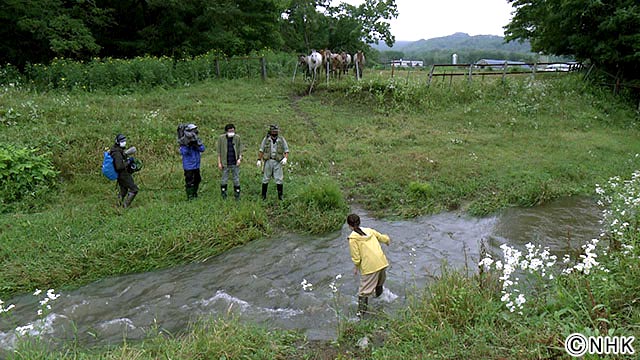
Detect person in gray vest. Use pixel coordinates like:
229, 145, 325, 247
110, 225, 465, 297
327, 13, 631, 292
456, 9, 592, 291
257, 124, 289, 200
217, 124, 243, 200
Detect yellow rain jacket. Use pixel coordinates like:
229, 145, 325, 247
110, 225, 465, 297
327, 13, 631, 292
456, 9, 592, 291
348, 227, 390, 275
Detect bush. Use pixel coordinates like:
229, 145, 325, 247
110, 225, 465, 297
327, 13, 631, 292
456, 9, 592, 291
281, 177, 348, 234
408, 181, 433, 199
0, 144, 59, 206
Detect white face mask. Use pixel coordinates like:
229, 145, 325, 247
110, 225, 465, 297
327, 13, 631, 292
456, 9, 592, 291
227, 132, 235, 137
119, 141, 126, 148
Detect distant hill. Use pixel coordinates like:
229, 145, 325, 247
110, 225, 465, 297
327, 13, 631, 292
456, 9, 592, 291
372, 32, 532, 55
372, 40, 413, 52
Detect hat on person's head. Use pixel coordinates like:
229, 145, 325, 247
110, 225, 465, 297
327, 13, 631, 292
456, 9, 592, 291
224, 124, 235, 132
185, 124, 198, 131
115, 134, 127, 143
269, 124, 279, 132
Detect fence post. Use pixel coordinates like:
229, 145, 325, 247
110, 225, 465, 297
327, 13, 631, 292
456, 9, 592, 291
532, 62, 537, 79
326, 60, 330, 84
261, 57, 267, 81
292, 61, 298, 83
427, 65, 435, 86
468, 64, 473, 83
502, 61, 508, 83
215, 59, 220, 78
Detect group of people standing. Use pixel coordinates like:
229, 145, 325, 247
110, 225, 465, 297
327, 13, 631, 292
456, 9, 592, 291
109, 125, 390, 319
108, 123, 289, 208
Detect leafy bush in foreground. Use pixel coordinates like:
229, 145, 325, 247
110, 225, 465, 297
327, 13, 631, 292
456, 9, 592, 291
0, 145, 58, 206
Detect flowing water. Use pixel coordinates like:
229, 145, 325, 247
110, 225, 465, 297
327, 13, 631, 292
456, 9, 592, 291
0, 197, 603, 353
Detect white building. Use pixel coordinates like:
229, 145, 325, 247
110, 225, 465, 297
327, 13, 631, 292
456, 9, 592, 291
390, 59, 424, 67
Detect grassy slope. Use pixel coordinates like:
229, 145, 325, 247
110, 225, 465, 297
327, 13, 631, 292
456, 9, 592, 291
1, 73, 640, 358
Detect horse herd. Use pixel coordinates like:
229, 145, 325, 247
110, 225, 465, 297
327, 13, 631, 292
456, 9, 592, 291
298, 49, 366, 82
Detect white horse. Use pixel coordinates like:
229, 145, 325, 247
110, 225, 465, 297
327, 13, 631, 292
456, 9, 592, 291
307, 51, 323, 82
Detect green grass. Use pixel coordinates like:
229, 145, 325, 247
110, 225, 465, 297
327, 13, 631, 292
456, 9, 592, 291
1, 71, 639, 358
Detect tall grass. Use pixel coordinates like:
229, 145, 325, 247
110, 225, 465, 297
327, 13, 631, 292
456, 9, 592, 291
0, 51, 299, 93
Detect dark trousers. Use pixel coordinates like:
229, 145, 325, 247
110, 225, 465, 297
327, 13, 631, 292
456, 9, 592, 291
117, 172, 139, 198
184, 169, 201, 191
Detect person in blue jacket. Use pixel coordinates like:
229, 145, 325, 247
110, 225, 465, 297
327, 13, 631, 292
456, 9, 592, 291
179, 124, 205, 200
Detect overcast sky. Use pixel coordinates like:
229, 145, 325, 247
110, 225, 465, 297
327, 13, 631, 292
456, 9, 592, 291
335, 0, 515, 41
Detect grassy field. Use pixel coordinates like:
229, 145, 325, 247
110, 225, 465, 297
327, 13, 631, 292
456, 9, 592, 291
1, 70, 640, 358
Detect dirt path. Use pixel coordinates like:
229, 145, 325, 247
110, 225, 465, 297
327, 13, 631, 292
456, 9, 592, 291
289, 94, 325, 145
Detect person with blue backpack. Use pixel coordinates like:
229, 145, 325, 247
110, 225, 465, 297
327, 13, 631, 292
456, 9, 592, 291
109, 134, 139, 208
179, 124, 205, 200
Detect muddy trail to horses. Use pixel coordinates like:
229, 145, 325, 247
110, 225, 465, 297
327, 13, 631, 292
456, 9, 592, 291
0, 197, 601, 353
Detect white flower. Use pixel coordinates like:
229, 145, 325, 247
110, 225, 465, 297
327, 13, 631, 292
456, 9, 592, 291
478, 256, 494, 268
33, 289, 42, 296
46, 289, 60, 300
301, 279, 313, 291
16, 324, 35, 336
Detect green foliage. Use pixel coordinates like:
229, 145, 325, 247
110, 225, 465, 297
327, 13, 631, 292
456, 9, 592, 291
0, 145, 58, 206
0, 0, 397, 68
505, 0, 640, 81
11, 51, 294, 92
281, 177, 348, 234
408, 181, 433, 200
11, 318, 300, 359
0, 0, 106, 66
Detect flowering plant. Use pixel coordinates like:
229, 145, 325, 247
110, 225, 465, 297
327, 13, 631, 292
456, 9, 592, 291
480, 168, 640, 314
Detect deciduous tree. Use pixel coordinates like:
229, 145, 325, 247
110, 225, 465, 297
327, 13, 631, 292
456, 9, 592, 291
504, 0, 639, 80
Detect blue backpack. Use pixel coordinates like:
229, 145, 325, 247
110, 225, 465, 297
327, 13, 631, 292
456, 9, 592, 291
102, 151, 118, 180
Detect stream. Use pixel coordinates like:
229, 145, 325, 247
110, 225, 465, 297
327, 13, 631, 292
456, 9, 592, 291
0, 197, 603, 353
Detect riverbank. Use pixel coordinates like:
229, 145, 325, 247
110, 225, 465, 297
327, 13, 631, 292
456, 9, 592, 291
1, 73, 640, 357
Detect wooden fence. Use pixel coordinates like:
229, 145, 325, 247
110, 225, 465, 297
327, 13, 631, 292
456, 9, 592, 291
385, 62, 583, 85
430, 62, 583, 85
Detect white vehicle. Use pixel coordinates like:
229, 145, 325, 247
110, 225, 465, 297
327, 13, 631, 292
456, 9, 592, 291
543, 63, 570, 72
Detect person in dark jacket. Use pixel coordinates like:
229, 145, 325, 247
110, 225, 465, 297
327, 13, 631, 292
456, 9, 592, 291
110, 134, 139, 208
180, 124, 205, 200
217, 124, 243, 200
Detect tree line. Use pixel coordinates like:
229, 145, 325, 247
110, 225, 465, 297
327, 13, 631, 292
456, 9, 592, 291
0, 0, 397, 68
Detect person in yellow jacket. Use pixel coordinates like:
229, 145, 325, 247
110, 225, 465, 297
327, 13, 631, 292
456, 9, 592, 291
346, 213, 391, 318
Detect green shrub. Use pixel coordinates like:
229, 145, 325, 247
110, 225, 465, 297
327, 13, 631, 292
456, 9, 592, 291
281, 177, 348, 234
408, 181, 433, 199
0, 144, 59, 205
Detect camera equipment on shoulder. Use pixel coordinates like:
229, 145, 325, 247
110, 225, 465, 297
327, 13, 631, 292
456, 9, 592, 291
177, 123, 199, 146
127, 157, 143, 173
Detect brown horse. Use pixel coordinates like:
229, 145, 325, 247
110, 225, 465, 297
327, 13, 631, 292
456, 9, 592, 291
319, 49, 332, 79
353, 51, 366, 80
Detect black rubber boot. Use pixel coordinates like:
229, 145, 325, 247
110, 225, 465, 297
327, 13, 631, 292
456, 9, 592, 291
123, 192, 137, 208
186, 186, 196, 200
261, 183, 268, 200
357, 296, 368, 318
221, 185, 228, 199
277, 184, 283, 200
234, 186, 241, 201
375, 285, 383, 298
